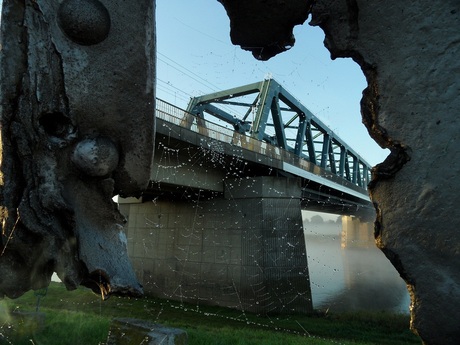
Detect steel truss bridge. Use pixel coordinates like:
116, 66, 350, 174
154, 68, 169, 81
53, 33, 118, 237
154, 79, 375, 218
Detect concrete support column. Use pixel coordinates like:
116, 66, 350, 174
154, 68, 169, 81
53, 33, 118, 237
225, 176, 313, 314
341, 216, 374, 249
119, 176, 312, 315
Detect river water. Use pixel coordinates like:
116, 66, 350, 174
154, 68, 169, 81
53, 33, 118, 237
304, 219, 410, 313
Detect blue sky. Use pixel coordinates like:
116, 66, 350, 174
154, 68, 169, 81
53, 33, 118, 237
156, 1, 389, 166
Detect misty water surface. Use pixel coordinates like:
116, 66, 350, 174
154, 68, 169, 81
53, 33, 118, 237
304, 216, 410, 313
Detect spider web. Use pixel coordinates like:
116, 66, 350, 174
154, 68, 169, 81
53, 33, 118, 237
0, 123, 409, 345
115, 117, 409, 341
0, 91, 408, 345
0, 2, 408, 342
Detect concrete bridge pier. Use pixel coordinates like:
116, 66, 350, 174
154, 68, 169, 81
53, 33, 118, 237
341, 216, 374, 249
119, 176, 313, 315
223, 176, 313, 314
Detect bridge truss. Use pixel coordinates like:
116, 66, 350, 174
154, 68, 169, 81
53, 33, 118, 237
186, 79, 372, 189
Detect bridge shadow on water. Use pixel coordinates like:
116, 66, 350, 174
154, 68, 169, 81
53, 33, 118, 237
304, 220, 410, 314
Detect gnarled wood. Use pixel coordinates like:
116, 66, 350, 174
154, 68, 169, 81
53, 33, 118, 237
0, 0, 155, 299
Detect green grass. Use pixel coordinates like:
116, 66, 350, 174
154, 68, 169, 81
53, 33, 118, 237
0, 283, 420, 345
0, 310, 109, 345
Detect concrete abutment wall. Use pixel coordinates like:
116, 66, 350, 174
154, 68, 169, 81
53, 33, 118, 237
119, 177, 313, 314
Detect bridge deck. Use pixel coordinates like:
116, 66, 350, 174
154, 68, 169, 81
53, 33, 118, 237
154, 98, 374, 217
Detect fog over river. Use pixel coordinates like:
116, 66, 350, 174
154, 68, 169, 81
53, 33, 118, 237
304, 212, 410, 313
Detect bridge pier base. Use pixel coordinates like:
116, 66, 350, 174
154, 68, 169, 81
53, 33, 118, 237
119, 176, 313, 315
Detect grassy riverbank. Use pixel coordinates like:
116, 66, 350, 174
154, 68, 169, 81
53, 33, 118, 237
1, 282, 419, 345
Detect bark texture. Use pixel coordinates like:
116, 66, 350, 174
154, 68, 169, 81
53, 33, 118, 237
0, 0, 155, 299
219, 1, 460, 344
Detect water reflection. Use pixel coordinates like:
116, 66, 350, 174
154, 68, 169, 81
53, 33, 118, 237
304, 214, 410, 313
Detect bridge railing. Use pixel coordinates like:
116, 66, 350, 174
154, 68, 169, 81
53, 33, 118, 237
156, 98, 371, 190
157, 99, 286, 160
